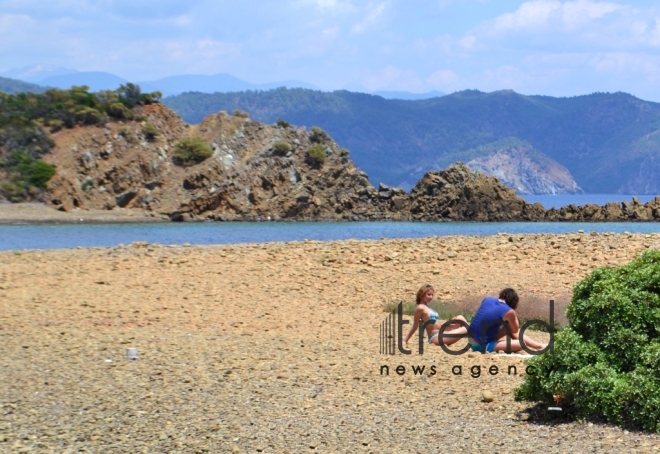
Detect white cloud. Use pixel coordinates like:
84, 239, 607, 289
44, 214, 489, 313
351, 2, 388, 33
362, 66, 424, 91
486, 0, 622, 34
466, 0, 660, 50
426, 69, 460, 87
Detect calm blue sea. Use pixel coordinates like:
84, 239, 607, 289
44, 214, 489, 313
2, 221, 660, 251
2, 194, 659, 251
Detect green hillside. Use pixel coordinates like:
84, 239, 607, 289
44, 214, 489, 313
164, 88, 660, 193
0, 77, 46, 94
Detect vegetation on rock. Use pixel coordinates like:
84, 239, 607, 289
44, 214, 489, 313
172, 136, 213, 166
307, 143, 326, 165
142, 122, 159, 141
0, 84, 161, 201
272, 141, 291, 155
515, 250, 660, 432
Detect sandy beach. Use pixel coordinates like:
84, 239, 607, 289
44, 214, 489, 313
2, 232, 660, 452
0, 203, 166, 225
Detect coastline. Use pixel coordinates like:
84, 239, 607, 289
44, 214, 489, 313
3, 201, 660, 225
2, 233, 659, 451
0, 202, 169, 225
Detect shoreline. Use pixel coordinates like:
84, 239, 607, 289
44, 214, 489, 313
0, 202, 169, 225
3, 201, 660, 225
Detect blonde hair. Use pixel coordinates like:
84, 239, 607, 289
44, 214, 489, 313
416, 284, 435, 304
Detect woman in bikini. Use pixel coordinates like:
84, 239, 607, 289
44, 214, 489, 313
403, 284, 468, 347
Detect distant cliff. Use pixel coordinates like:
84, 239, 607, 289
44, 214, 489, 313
466, 145, 583, 195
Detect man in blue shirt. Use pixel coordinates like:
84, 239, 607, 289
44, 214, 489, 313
468, 288, 548, 353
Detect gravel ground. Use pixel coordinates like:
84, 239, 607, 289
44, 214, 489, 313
2, 233, 660, 453
0, 203, 165, 224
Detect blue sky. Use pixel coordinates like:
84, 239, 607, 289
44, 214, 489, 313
2, 0, 660, 99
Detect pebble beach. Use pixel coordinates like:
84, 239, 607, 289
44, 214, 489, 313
2, 232, 660, 453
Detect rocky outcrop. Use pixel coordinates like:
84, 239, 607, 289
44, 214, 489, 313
466, 146, 582, 195
42, 104, 660, 222
407, 164, 545, 221
44, 105, 407, 221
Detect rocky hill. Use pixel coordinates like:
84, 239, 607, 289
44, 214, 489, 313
44, 104, 406, 221
164, 88, 660, 194
4, 91, 660, 223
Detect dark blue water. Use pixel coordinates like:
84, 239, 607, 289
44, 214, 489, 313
521, 194, 658, 209
2, 221, 660, 251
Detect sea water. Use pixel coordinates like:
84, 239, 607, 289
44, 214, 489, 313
2, 221, 660, 251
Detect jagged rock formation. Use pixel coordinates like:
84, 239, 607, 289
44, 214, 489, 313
42, 104, 660, 222
45, 105, 406, 221
466, 147, 582, 195
407, 164, 546, 221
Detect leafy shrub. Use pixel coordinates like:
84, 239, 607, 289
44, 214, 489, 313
233, 109, 250, 118
118, 126, 136, 144
515, 250, 660, 432
307, 143, 326, 165
340, 148, 349, 157
272, 141, 292, 155
26, 159, 56, 188
0, 151, 56, 201
310, 126, 328, 143
107, 102, 133, 120
142, 122, 159, 141
48, 119, 63, 133
276, 118, 290, 128
172, 136, 213, 166
81, 177, 94, 192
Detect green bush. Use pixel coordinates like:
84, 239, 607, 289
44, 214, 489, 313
107, 102, 133, 120
276, 118, 290, 128
307, 143, 326, 165
233, 109, 249, 118
340, 148, 349, 157
310, 126, 328, 143
26, 160, 56, 188
81, 177, 94, 192
272, 141, 292, 154
142, 122, 159, 141
172, 136, 213, 166
515, 250, 660, 431
118, 126, 136, 143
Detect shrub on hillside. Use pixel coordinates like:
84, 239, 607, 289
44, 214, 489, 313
307, 143, 326, 165
0, 150, 56, 201
272, 141, 292, 155
276, 118, 290, 128
172, 136, 213, 166
233, 109, 250, 118
142, 122, 159, 141
340, 148, 349, 157
515, 250, 660, 431
310, 126, 328, 143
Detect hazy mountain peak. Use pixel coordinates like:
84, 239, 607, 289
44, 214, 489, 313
0, 65, 78, 83
372, 90, 446, 100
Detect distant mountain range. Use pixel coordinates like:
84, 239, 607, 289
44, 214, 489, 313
0, 76, 46, 94
0, 64, 443, 100
162, 88, 660, 194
